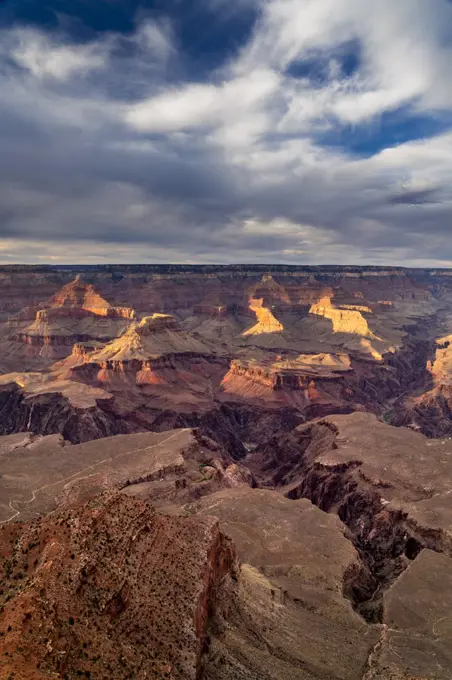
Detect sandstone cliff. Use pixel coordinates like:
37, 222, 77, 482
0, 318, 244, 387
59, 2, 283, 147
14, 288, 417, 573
309, 295, 376, 337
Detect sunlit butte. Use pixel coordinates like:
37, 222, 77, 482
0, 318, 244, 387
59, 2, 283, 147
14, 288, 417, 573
309, 295, 376, 337
242, 297, 284, 336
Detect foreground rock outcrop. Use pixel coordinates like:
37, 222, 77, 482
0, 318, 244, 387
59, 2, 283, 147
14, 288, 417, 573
0, 492, 236, 680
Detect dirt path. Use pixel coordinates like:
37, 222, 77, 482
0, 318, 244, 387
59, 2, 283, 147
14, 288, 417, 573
0, 429, 190, 524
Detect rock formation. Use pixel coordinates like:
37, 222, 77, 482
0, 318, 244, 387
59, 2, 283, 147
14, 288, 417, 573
242, 297, 284, 336
49, 275, 134, 319
0, 426, 255, 523
195, 488, 379, 680
0, 491, 236, 680
89, 314, 214, 361
0, 265, 445, 444
309, 295, 376, 337
247, 412, 452, 631
2, 416, 449, 679
3, 277, 135, 371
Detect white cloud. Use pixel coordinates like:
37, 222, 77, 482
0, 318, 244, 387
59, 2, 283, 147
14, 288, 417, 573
124, 0, 452, 162
369, 132, 452, 201
235, 0, 452, 126
9, 28, 107, 80
125, 69, 279, 140
136, 20, 175, 61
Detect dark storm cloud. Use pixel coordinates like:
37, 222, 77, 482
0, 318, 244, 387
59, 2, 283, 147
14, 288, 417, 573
1, 0, 452, 264
388, 188, 443, 205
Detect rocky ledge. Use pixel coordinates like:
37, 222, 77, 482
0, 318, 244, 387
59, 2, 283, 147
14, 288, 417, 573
0, 491, 236, 680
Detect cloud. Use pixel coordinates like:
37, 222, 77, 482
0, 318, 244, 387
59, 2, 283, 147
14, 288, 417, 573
125, 69, 278, 138
136, 20, 175, 61
8, 28, 107, 81
388, 188, 442, 206
237, 0, 452, 121
0, 1, 451, 265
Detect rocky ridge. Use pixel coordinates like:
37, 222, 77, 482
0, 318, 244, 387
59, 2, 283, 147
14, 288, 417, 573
0, 491, 236, 680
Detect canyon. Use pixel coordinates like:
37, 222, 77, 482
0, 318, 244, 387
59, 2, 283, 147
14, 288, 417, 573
1, 264, 452, 678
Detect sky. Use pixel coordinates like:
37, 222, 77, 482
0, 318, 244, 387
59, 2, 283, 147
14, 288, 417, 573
1, 0, 452, 265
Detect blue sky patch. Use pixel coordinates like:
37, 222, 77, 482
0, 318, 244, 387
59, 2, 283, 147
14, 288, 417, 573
1, 0, 258, 78
317, 106, 452, 157
286, 39, 362, 85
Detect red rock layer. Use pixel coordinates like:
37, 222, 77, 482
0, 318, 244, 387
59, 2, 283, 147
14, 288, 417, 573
0, 491, 236, 680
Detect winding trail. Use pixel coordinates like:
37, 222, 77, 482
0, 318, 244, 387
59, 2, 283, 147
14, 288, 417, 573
0, 429, 191, 525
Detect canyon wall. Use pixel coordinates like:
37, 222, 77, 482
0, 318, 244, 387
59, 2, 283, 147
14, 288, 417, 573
0, 265, 450, 439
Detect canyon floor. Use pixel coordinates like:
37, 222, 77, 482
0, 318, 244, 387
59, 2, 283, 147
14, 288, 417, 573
1, 265, 452, 679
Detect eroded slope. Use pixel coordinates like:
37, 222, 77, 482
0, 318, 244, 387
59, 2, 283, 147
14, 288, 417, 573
0, 492, 236, 680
